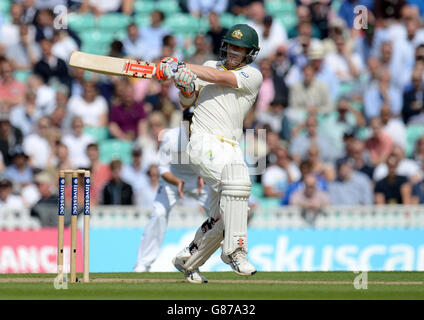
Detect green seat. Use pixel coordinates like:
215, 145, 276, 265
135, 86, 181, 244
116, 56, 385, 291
265, 0, 296, 16
84, 127, 110, 142
198, 19, 210, 33
259, 198, 281, 210
80, 43, 110, 56
406, 125, 424, 157
133, 14, 151, 27
219, 13, 234, 29
251, 183, 264, 198
80, 30, 115, 46
97, 13, 131, 31
164, 14, 199, 33
233, 14, 248, 25
277, 14, 298, 30
134, 0, 155, 15
68, 13, 95, 32
99, 139, 133, 164
156, 0, 181, 15
0, 0, 11, 14
14, 70, 32, 84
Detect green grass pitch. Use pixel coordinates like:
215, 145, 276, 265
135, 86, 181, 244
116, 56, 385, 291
0, 272, 423, 300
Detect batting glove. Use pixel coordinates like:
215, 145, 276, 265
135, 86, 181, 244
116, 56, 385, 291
173, 67, 198, 95
156, 56, 178, 81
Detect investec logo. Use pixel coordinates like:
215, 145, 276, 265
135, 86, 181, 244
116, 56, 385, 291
59, 178, 65, 215
84, 178, 90, 215
72, 178, 78, 214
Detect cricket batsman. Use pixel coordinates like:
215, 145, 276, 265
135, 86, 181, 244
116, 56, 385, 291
157, 24, 262, 282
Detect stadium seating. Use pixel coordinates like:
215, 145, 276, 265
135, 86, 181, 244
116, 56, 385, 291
99, 139, 133, 164
406, 125, 424, 157
265, 0, 296, 16
97, 13, 132, 31
156, 0, 181, 16
134, 0, 156, 15
0, 0, 11, 15
133, 14, 151, 27
67, 13, 95, 33
84, 127, 110, 142
164, 13, 200, 34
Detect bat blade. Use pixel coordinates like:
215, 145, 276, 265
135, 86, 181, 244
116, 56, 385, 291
69, 51, 156, 79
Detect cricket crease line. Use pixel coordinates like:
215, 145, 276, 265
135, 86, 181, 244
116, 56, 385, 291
0, 278, 423, 285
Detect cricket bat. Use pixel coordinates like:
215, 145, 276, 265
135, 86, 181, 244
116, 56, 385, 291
69, 51, 158, 79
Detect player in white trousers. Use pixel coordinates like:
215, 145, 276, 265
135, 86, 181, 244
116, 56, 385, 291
133, 109, 211, 281
158, 24, 263, 283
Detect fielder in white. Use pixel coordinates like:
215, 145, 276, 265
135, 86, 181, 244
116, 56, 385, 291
133, 109, 211, 277
157, 24, 263, 283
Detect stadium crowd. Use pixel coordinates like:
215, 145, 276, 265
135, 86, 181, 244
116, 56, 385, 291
0, 0, 424, 224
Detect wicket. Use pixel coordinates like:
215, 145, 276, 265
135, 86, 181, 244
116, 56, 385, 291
57, 169, 91, 283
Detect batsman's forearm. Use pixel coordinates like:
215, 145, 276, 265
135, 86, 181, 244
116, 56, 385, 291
186, 63, 238, 88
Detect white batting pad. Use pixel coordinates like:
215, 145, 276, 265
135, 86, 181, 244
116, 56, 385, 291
220, 162, 251, 255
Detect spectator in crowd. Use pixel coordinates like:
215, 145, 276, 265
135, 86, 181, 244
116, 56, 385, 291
380, 104, 407, 150
373, 144, 422, 183
20, 0, 37, 25
69, 67, 86, 97
136, 111, 167, 171
247, 2, 287, 61
341, 138, 375, 180
412, 169, 424, 204
47, 141, 73, 172
288, 5, 321, 39
6, 23, 41, 71
30, 171, 58, 225
4, 145, 33, 190
0, 113, 24, 166
0, 152, 4, 172
121, 146, 150, 205
139, 164, 160, 207
122, 23, 147, 60
26, 74, 56, 115
101, 159, 134, 205
186, 34, 216, 66
324, 34, 364, 83
0, 178, 25, 212
86, 143, 111, 205
188, 0, 228, 17
365, 116, 395, 166
321, 97, 365, 157
307, 144, 335, 182
227, 0, 252, 16
288, 21, 320, 69
402, 66, 424, 124
289, 114, 337, 163
162, 34, 184, 61
0, 2, 24, 47
62, 116, 95, 169
308, 0, 333, 39
67, 81, 108, 128
290, 173, 330, 225
256, 58, 277, 112
0, 58, 27, 109
288, 63, 333, 117
80, 0, 134, 15
375, 154, 412, 204
51, 29, 79, 62
33, 37, 72, 89
206, 12, 228, 56
109, 83, 147, 141
262, 146, 301, 198
22, 116, 53, 170
139, 10, 170, 61
364, 68, 402, 120
413, 135, 424, 163
10, 90, 39, 136
328, 158, 373, 205
256, 99, 291, 141
282, 159, 328, 205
